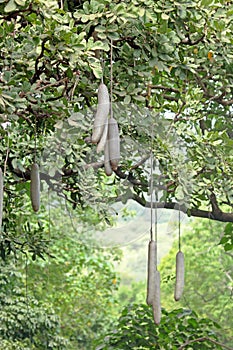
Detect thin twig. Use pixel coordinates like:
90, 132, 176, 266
35, 78, 68, 92
148, 85, 180, 94
110, 39, 113, 117
178, 336, 233, 350
129, 154, 150, 170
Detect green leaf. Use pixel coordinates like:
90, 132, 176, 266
219, 236, 229, 244
89, 63, 102, 78
224, 243, 233, 251
132, 95, 145, 102
161, 13, 169, 20
15, 0, 25, 5
54, 120, 63, 129
91, 40, 109, 51
175, 185, 184, 201
4, 0, 17, 12
224, 223, 233, 235
124, 95, 131, 104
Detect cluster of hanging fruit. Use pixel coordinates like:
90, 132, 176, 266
90, 81, 120, 176
0, 80, 120, 219
146, 239, 185, 325
30, 81, 120, 213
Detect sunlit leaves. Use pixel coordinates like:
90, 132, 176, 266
220, 223, 233, 251
96, 304, 222, 349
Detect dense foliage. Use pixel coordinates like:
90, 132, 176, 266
26, 215, 121, 349
0, 259, 69, 349
0, 0, 233, 258
0, 203, 121, 349
95, 304, 223, 350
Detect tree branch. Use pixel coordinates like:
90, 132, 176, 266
163, 94, 179, 102
31, 38, 49, 84
129, 154, 150, 170
181, 33, 205, 45
180, 22, 206, 46
178, 336, 233, 350
195, 73, 233, 106
209, 192, 222, 216
148, 85, 180, 94
8, 161, 233, 223
128, 194, 233, 223
0, 3, 34, 21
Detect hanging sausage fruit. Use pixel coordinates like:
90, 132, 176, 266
174, 209, 185, 301
30, 162, 40, 212
92, 40, 120, 176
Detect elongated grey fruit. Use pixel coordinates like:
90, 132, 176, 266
30, 163, 40, 212
174, 251, 185, 301
96, 118, 108, 154
108, 116, 120, 170
152, 270, 161, 325
0, 168, 3, 229
92, 83, 110, 144
146, 240, 157, 305
104, 139, 113, 176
